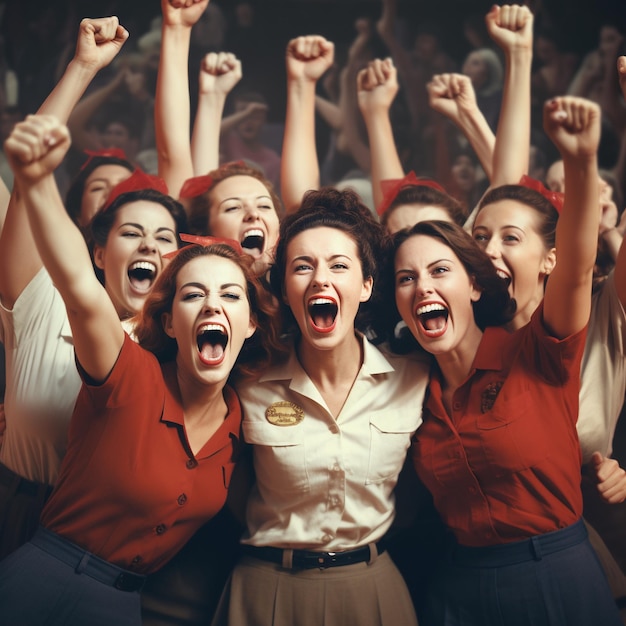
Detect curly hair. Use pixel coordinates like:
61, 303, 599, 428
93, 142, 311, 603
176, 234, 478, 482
184, 162, 283, 236
382, 184, 467, 229
378, 220, 515, 351
269, 187, 388, 336
134, 243, 285, 381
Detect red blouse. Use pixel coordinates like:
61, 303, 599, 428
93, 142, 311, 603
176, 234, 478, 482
41, 334, 242, 574
412, 303, 585, 547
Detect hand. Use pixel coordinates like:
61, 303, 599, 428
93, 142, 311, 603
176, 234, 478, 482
543, 96, 601, 161
161, 0, 209, 28
74, 17, 129, 72
485, 4, 533, 53
428, 73, 478, 122
357, 58, 398, 117
591, 451, 626, 504
4, 115, 71, 186
199, 52, 242, 96
286, 36, 335, 83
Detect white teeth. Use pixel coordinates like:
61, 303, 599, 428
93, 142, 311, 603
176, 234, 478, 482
310, 298, 335, 306
416, 303, 446, 316
496, 270, 509, 280
129, 261, 157, 273
243, 229, 264, 238
197, 323, 226, 335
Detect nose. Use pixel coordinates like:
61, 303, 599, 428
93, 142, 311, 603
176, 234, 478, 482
139, 234, 158, 254
203, 293, 222, 314
483, 237, 500, 259
244, 204, 260, 221
415, 275, 434, 298
312, 266, 330, 288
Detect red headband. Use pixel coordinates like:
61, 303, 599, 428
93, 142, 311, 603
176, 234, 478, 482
518, 175, 564, 213
103, 169, 169, 210
80, 148, 129, 171
378, 172, 446, 216
179, 161, 248, 200
164, 233, 244, 260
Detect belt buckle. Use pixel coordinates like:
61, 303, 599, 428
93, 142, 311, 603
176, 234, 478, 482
316, 551, 336, 569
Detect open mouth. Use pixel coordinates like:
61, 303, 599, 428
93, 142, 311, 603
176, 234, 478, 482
128, 261, 157, 293
308, 297, 338, 333
416, 303, 449, 338
495, 269, 511, 287
241, 229, 265, 257
196, 323, 229, 365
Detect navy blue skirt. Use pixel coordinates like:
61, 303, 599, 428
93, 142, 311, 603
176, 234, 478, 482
0, 527, 144, 626
426, 519, 622, 626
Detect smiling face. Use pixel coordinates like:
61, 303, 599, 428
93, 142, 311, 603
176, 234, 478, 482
283, 226, 372, 352
163, 254, 255, 386
79, 164, 133, 227
208, 175, 280, 274
94, 201, 178, 319
394, 234, 482, 358
472, 200, 555, 328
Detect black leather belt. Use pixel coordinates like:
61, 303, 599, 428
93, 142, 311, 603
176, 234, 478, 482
241, 541, 386, 569
0, 461, 53, 500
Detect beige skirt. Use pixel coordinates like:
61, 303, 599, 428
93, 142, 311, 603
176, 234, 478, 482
211, 550, 418, 626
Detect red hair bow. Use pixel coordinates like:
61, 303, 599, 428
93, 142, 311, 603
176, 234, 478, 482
80, 148, 129, 171
519, 175, 564, 213
179, 174, 214, 200
103, 169, 169, 210
378, 171, 446, 216
164, 233, 244, 260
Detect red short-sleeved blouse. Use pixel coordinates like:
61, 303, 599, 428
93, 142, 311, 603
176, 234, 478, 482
40, 334, 242, 574
412, 303, 585, 547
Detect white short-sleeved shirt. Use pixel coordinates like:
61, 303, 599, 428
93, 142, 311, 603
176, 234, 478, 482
237, 334, 429, 552
0, 268, 82, 484
578, 271, 626, 462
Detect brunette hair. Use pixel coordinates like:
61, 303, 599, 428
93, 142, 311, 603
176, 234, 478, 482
381, 184, 467, 228
477, 184, 559, 249
184, 162, 283, 236
380, 220, 515, 351
65, 155, 134, 225
269, 187, 387, 335
134, 243, 284, 379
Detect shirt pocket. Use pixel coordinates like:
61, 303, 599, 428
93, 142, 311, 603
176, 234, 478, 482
476, 388, 550, 472
366, 411, 417, 485
243, 421, 309, 493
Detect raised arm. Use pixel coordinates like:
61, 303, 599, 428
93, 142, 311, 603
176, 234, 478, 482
487, 4, 534, 187
0, 17, 128, 309
4, 115, 124, 380
357, 57, 403, 209
281, 35, 335, 213
191, 51, 241, 176
155, 0, 209, 198
427, 73, 495, 181
543, 96, 601, 338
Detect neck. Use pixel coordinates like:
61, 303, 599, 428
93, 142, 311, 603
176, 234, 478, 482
434, 325, 483, 394
297, 332, 363, 389
175, 367, 228, 428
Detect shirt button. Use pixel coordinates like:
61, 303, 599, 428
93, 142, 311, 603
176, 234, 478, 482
453, 401, 461, 410
332, 464, 341, 472
155, 524, 167, 535
186, 459, 197, 469
177, 493, 187, 506
131, 555, 142, 565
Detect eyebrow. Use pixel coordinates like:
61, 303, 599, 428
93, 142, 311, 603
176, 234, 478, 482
117, 222, 177, 236
395, 258, 455, 274
218, 195, 273, 207
291, 253, 352, 262
180, 281, 246, 291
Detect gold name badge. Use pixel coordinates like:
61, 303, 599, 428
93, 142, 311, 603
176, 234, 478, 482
265, 401, 304, 426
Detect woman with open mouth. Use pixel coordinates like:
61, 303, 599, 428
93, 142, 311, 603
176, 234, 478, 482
0, 113, 279, 625
390, 97, 622, 625
211, 187, 429, 626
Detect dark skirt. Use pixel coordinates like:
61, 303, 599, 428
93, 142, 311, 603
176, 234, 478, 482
427, 519, 622, 626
